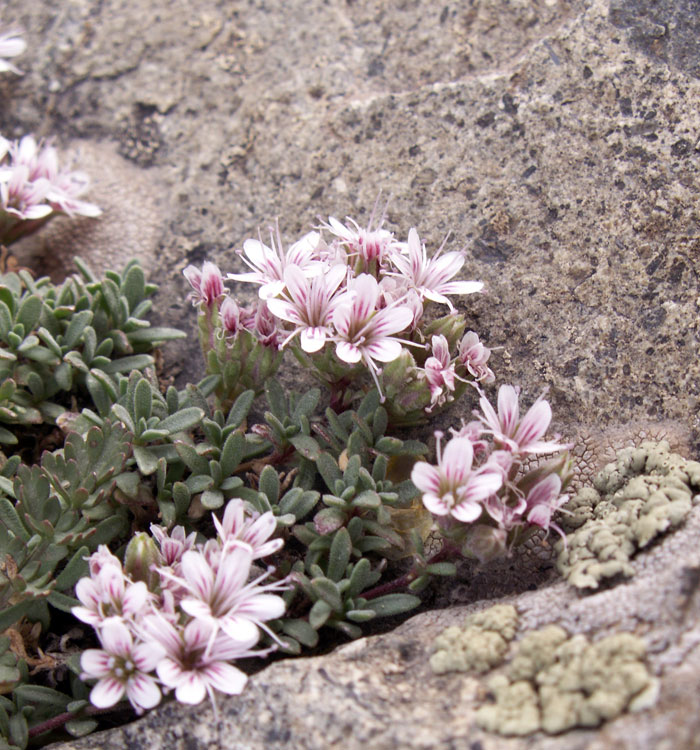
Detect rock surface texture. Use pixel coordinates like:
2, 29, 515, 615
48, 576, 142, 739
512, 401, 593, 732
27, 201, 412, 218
1, 0, 699, 746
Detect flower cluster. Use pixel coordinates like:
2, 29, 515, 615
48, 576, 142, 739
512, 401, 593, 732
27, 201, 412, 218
74, 499, 287, 713
0, 28, 25, 75
412, 385, 573, 561
185, 211, 492, 421
0, 135, 101, 245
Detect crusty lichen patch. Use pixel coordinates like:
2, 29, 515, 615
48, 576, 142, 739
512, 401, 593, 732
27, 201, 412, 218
555, 441, 700, 589
475, 630, 659, 736
430, 604, 518, 674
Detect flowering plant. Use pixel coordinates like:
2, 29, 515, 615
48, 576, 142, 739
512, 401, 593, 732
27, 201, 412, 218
0, 135, 101, 245
185, 210, 493, 424
74, 499, 287, 714
412, 384, 573, 563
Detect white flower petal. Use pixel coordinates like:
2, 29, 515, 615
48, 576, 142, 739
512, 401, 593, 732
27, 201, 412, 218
175, 672, 207, 705
127, 673, 161, 710
201, 662, 248, 696
90, 677, 125, 708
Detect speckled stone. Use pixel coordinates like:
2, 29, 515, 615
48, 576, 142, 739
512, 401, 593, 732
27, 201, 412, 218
2, 0, 699, 746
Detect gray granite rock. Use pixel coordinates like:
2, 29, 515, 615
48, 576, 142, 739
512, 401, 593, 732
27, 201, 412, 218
1, 0, 699, 746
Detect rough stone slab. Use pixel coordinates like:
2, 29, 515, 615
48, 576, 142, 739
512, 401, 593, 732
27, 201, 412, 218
1, 0, 699, 746
2, 0, 698, 445
49, 504, 700, 750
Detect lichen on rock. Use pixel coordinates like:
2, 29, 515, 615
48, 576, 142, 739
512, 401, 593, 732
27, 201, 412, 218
429, 603, 518, 675
475, 630, 659, 736
555, 441, 700, 589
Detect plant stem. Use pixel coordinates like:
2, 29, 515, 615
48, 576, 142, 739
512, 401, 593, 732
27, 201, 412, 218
28, 704, 124, 739
362, 546, 454, 600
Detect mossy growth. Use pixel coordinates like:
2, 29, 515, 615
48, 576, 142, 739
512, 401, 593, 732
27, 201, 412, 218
430, 604, 518, 674
431, 604, 659, 736
475, 630, 659, 735
555, 440, 700, 589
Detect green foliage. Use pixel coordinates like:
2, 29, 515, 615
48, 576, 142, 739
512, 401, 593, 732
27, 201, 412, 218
0, 259, 184, 444
0, 259, 453, 745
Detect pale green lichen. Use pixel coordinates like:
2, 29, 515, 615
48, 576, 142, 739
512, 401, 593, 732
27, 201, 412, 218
556, 440, 700, 589
475, 629, 659, 736
430, 604, 518, 674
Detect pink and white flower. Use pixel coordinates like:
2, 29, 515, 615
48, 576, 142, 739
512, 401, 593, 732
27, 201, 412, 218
458, 331, 494, 383
160, 541, 287, 650
321, 214, 397, 266
141, 615, 260, 707
0, 164, 52, 220
73, 556, 151, 628
0, 136, 101, 219
229, 226, 323, 299
80, 617, 164, 714
523, 474, 568, 537
213, 499, 284, 560
390, 228, 483, 311
183, 261, 225, 308
0, 30, 25, 75
332, 274, 414, 398
476, 385, 571, 456
266, 263, 348, 352
411, 433, 504, 523
423, 334, 456, 408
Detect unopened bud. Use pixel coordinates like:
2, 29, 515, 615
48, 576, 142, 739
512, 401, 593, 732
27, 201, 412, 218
124, 533, 162, 590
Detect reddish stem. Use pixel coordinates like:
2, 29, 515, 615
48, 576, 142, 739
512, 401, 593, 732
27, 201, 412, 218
362, 546, 454, 601
28, 704, 124, 739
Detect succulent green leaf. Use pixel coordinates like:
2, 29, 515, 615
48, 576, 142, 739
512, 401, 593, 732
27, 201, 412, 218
121, 264, 146, 311
310, 577, 343, 612
186, 475, 215, 494
308, 599, 332, 629
425, 562, 457, 577
291, 388, 320, 422
313, 507, 347, 535
328, 620, 363, 639
65, 718, 100, 738
46, 590, 81, 613
62, 310, 94, 350
327, 527, 352, 582
265, 379, 287, 421
345, 609, 377, 623
0, 427, 17, 445
407, 575, 431, 593
258, 465, 280, 505
133, 377, 153, 422
225, 390, 255, 428
15, 295, 42, 333
351, 490, 381, 509
366, 593, 421, 617
289, 434, 321, 460
357, 389, 380, 418
201, 490, 225, 510
281, 619, 319, 648
133, 445, 159, 475
9, 710, 28, 749
316, 452, 342, 491
278, 488, 319, 520
219, 431, 245, 476
0, 301, 12, 338
54, 546, 90, 590
0, 498, 30, 542
90, 515, 127, 546
346, 558, 380, 599
101, 354, 155, 373
157, 407, 204, 435
126, 327, 186, 345
175, 442, 210, 475
110, 404, 135, 432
